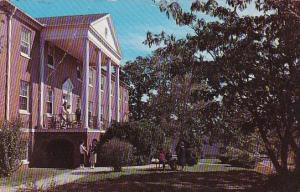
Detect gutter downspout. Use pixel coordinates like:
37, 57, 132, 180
5, 7, 16, 122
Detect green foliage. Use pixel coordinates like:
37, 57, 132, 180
98, 138, 135, 171
98, 120, 165, 164
142, 0, 300, 175
123, 56, 157, 121
0, 120, 24, 177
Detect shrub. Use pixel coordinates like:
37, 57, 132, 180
98, 120, 165, 165
0, 120, 24, 176
220, 147, 256, 169
98, 138, 135, 171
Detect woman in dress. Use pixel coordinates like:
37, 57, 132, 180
89, 139, 98, 169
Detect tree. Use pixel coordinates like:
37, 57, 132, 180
123, 57, 157, 121
145, 0, 300, 175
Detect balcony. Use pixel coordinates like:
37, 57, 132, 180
43, 114, 108, 130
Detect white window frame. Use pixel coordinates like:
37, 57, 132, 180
46, 89, 54, 116
19, 80, 30, 114
20, 26, 31, 58
62, 79, 74, 113
47, 44, 55, 69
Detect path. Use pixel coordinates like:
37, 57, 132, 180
0, 165, 157, 191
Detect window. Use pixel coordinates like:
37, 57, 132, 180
77, 66, 81, 80
101, 104, 104, 122
62, 79, 74, 113
88, 101, 93, 118
20, 27, 31, 56
46, 89, 54, 114
101, 76, 105, 91
19, 81, 29, 112
47, 45, 55, 68
89, 67, 94, 86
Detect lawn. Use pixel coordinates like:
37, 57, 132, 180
0, 167, 68, 187
2, 161, 299, 191
54, 164, 269, 192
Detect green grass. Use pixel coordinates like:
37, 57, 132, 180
0, 167, 68, 187
0, 162, 262, 191
55, 164, 266, 192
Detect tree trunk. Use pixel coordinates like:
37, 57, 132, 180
280, 136, 289, 174
289, 137, 300, 174
259, 129, 285, 174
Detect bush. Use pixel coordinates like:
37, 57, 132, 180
0, 120, 24, 176
98, 138, 135, 171
98, 120, 165, 165
220, 147, 256, 169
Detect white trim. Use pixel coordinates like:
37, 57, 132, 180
21, 160, 30, 165
47, 64, 55, 69
46, 113, 53, 118
90, 14, 122, 56
20, 52, 31, 59
19, 110, 30, 115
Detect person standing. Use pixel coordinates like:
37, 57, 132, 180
60, 102, 69, 128
75, 103, 81, 124
89, 139, 98, 169
79, 140, 88, 169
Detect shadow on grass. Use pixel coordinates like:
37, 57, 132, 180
56, 170, 272, 192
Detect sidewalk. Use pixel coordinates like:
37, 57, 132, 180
0, 164, 157, 191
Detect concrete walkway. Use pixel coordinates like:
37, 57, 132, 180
1, 165, 157, 191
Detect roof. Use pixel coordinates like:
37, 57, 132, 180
37, 13, 109, 26
0, 0, 43, 30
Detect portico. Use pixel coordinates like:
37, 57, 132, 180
38, 14, 122, 130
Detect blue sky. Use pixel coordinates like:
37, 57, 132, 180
12, 0, 194, 65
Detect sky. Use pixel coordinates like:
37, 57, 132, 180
11, 0, 194, 65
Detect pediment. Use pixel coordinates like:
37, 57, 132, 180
91, 15, 121, 57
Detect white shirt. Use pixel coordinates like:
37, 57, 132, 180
80, 144, 86, 154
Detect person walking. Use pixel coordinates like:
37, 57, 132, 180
79, 140, 88, 169
176, 141, 186, 171
89, 139, 98, 169
159, 148, 166, 170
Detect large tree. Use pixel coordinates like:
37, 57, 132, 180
144, 0, 300, 175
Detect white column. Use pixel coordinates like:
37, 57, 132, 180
39, 38, 45, 128
5, 13, 13, 121
95, 49, 102, 129
115, 66, 120, 122
106, 58, 112, 126
81, 39, 90, 129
